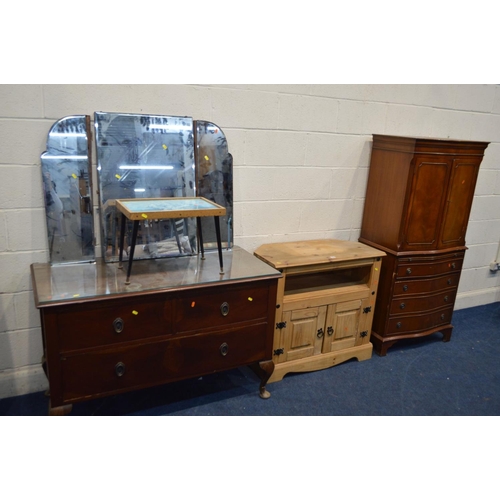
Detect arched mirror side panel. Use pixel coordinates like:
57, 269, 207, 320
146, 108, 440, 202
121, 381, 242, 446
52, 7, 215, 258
94, 112, 197, 262
195, 121, 233, 249
41, 115, 95, 265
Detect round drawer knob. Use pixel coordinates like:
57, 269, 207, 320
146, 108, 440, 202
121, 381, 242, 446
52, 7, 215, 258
115, 362, 126, 377
406, 268, 412, 275
220, 342, 229, 356
113, 317, 124, 333
220, 302, 229, 317
400, 303, 406, 309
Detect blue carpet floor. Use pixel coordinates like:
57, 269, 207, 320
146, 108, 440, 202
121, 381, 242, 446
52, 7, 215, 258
2, 301, 499, 416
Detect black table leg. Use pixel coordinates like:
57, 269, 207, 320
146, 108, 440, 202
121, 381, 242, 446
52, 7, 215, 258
118, 213, 126, 269
214, 216, 224, 275
125, 220, 140, 285
197, 217, 205, 260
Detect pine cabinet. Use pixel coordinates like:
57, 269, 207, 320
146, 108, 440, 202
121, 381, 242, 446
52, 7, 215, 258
254, 240, 385, 382
360, 134, 489, 355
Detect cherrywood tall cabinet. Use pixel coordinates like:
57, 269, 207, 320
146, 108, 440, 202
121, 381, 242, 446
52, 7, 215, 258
359, 134, 489, 356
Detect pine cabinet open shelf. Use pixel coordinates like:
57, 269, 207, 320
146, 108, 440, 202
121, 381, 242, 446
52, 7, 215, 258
254, 240, 385, 383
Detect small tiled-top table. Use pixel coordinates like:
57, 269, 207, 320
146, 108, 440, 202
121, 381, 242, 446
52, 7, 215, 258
115, 197, 226, 284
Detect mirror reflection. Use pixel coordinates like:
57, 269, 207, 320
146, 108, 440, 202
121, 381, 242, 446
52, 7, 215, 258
41, 115, 95, 264
196, 121, 233, 248
94, 112, 197, 262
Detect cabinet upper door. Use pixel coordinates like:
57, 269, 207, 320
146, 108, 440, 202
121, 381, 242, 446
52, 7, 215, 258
401, 156, 450, 251
438, 158, 481, 249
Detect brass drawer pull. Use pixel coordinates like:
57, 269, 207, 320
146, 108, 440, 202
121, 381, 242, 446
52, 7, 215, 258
113, 317, 124, 333
220, 302, 229, 316
444, 296, 449, 302
406, 268, 412, 275
220, 342, 229, 356
451, 262, 456, 269
403, 285, 408, 292
400, 303, 405, 309
115, 362, 126, 377
447, 279, 452, 285
396, 322, 402, 329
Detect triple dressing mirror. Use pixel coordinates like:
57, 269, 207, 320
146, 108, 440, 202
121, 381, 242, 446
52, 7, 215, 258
41, 112, 233, 266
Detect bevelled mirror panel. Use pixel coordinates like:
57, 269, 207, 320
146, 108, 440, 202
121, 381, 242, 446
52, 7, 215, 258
41, 115, 95, 264
196, 121, 233, 249
94, 112, 197, 262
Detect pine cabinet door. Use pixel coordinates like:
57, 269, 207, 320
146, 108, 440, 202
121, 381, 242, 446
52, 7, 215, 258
281, 306, 326, 362
322, 298, 371, 353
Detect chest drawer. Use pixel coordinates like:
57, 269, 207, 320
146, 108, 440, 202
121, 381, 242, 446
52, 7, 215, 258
175, 282, 271, 333
396, 255, 463, 279
54, 296, 172, 352
387, 306, 453, 335
393, 272, 460, 296
390, 289, 457, 315
60, 322, 269, 402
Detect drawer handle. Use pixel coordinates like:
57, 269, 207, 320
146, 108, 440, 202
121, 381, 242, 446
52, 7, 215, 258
115, 362, 126, 377
447, 279, 452, 285
444, 296, 449, 302
400, 303, 405, 309
113, 318, 124, 333
327, 326, 334, 336
396, 322, 402, 329
451, 263, 456, 269
220, 342, 229, 356
406, 268, 412, 275
441, 314, 445, 320
403, 285, 408, 292
317, 328, 324, 338
220, 302, 229, 317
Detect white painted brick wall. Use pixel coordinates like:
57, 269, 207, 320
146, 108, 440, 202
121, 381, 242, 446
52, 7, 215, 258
0, 83, 499, 397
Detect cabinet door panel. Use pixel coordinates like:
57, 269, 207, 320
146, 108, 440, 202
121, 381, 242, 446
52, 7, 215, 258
323, 299, 368, 353
439, 158, 480, 248
403, 157, 449, 250
283, 307, 326, 361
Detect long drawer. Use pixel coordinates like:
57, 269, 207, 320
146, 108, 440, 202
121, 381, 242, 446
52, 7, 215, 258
55, 296, 172, 352
60, 322, 269, 402
390, 289, 457, 315
396, 255, 464, 279
387, 306, 454, 335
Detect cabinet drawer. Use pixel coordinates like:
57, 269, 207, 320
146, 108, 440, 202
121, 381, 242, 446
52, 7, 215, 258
390, 290, 456, 315
396, 256, 463, 279
55, 296, 172, 352
61, 322, 270, 402
175, 283, 270, 333
387, 307, 453, 335
393, 273, 460, 296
